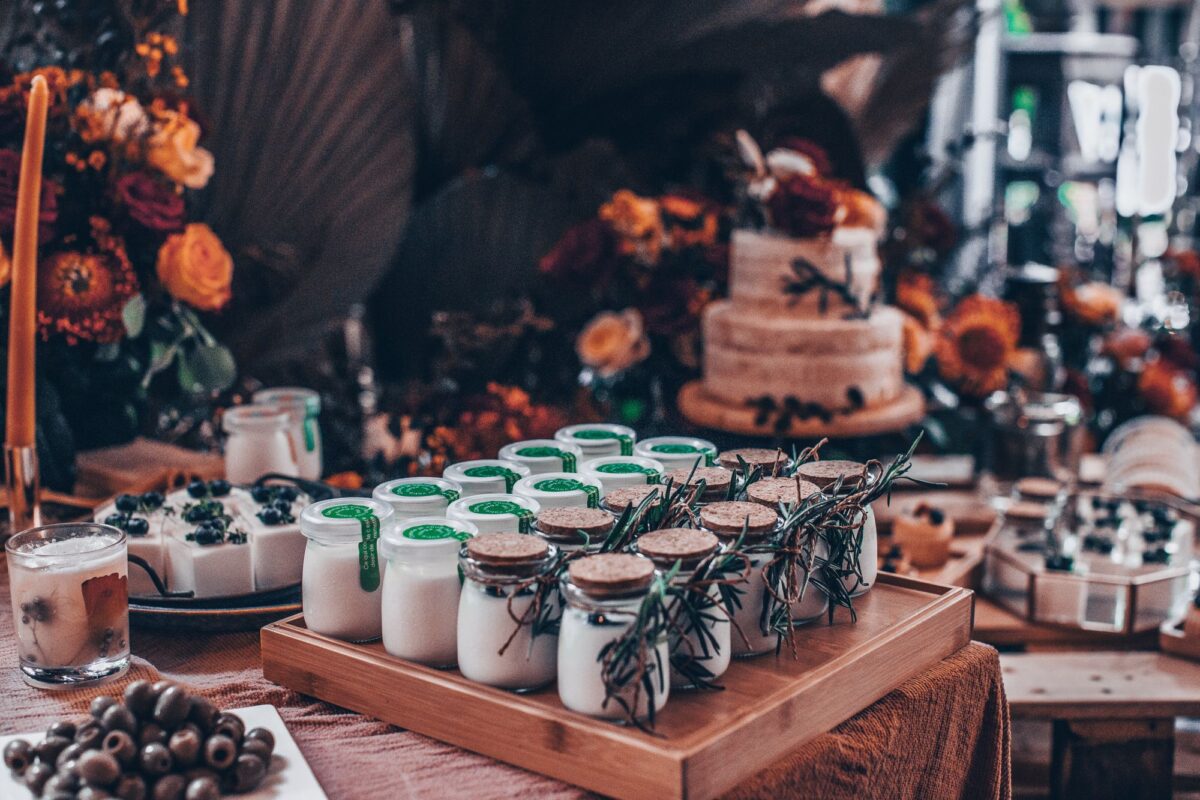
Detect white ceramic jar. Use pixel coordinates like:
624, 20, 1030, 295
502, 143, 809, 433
579, 456, 664, 496
555, 423, 637, 459
223, 405, 298, 483
300, 497, 394, 642
444, 459, 530, 496
457, 533, 560, 691
379, 516, 476, 666
557, 555, 669, 720
513, 472, 604, 510
447, 493, 541, 534
373, 477, 463, 520
634, 436, 718, 472
498, 440, 584, 475
253, 387, 323, 480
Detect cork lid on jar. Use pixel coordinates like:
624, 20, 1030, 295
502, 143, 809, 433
569, 553, 656, 597
636, 528, 719, 568
665, 466, 733, 500
718, 448, 788, 473
699, 501, 779, 537
466, 533, 550, 566
537, 507, 614, 541
603, 485, 663, 512
796, 460, 867, 491
747, 477, 821, 509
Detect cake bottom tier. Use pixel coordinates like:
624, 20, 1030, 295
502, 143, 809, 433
701, 301, 905, 412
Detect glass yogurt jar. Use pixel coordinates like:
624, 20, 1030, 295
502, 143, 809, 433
457, 533, 561, 691
795, 460, 878, 597
555, 423, 637, 459
373, 477, 463, 520
533, 507, 614, 554
252, 387, 323, 480
580, 456, 664, 497
634, 437, 718, 472
300, 497, 394, 642
7, 523, 130, 687
513, 473, 604, 510
447, 494, 541, 534
223, 405, 298, 483
635, 528, 730, 689
698, 501, 783, 657
557, 554, 669, 720
444, 460, 530, 497
498, 440, 584, 475
380, 517, 476, 667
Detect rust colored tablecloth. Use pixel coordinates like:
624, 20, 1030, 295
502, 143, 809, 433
0, 556, 1010, 799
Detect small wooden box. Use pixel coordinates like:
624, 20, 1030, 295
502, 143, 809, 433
262, 574, 973, 800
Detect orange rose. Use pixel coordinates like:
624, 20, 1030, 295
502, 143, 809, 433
1138, 360, 1197, 420
1061, 280, 1123, 326
147, 110, 214, 189
156, 223, 233, 311
901, 313, 933, 374
576, 309, 651, 377
600, 190, 663, 265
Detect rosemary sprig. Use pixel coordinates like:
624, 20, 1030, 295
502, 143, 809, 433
601, 470, 703, 553
597, 568, 676, 732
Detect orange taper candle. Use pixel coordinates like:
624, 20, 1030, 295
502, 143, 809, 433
6, 75, 48, 449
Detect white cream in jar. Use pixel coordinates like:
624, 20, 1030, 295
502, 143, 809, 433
554, 423, 637, 459
300, 497, 393, 642
252, 387, 323, 480
446, 494, 541, 534
380, 517, 476, 667
498, 440, 584, 475
457, 533, 560, 691
698, 501, 783, 657
373, 477, 463, 520
443, 459, 530, 496
634, 436, 718, 472
223, 405, 298, 483
513, 472, 604, 510
579, 456, 664, 497
796, 460, 879, 596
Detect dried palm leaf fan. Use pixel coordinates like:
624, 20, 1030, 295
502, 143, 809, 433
181, 1, 415, 370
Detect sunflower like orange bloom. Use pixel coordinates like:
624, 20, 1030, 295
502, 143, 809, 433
895, 270, 942, 329
1138, 361, 1198, 420
935, 295, 1021, 397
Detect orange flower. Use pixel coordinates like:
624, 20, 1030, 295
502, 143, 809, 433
576, 309, 651, 377
661, 194, 718, 249
935, 295, 1021, 397
77, 89, 149, 143
895, 270, 942, 329
901, 313, 934, 374
838, 187, 887, 234
1138, 360, 1197, 420
600, 190, 662, 264
156, 223, 233, 311
1061, 279, 1123, 326
147, 109, 214, 188
1102, 327, 1152, 369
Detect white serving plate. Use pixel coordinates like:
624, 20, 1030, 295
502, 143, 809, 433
0, 704, 326, 799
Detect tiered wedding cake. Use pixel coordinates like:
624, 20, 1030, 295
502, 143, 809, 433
680, 132, 923, 436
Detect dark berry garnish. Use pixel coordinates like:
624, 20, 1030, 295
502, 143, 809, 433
124, 517, 150, 536
277, 486, 299, 502
272, 498, 292, 513
209, 479, 231, 497
104, 513, 125, 528
186, 480, 208, 498
1143, 548, 1171, 564
250, 486, 272, 504
258, 507, 282, 525
115, 494, 139, 513
140, 491, 164, 509
928, 508, 946, 525
1044, 553, 1074, 571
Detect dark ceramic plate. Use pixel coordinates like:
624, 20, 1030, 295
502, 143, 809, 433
129, 584, 301, 633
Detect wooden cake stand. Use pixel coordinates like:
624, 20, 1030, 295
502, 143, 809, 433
678, 381, 926, 439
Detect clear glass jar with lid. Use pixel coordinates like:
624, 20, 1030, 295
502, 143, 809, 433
498, 439, 584, 475
444, 459, 530, 496
253, 387, 322, 480
300, 497, 394, 642
380, 516, 476, 666
557, 553, 670, 720
554, 423, 637, 459
579, 456, 664, 497
513, 472, 604, 510
634, 436, 718, 472
796, 461, 878, 596
223, 405, 298, 483
635, 528, 730, 688
446, 494, 541, 534
373, 477, 463, 520
457, 533, 561, 691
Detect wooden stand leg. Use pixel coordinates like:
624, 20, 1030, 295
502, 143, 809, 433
1050, 718, 1174, 800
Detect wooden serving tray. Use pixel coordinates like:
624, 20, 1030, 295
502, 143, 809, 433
1160, 618, 1200, 663
262, 574, 972, 799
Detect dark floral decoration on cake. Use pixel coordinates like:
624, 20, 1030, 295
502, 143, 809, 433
747, 387, 866, 433
783, 254, 872, 320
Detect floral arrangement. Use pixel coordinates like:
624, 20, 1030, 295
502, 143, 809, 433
0, 3, 236, 449
733, 130, 883, 237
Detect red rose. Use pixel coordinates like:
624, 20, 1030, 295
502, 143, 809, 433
116, 172, 185, 232
766, 173, 841, 237
0, 148, 58, 243
538, 218, 617, 282
776, 138, 834, 177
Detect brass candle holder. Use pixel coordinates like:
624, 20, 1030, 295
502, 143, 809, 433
4, 443, 41, 539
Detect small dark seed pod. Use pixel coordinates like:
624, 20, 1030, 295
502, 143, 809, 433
232, 753, 267, 792
77, 749, 121, 786
101, 704, 138, 735
56, 741, 87, 768
184, 775, 220, 800
211, 713, 244, 743
240, 738, 272, 764
123, 680, 157, 719
151, 773, 187, 800
150, 680, 176, 700
91, 695, 119, 720
33, 735, 71, 764
103, 729, 137, 766
186, 697, 218, 735
243, 727, 275, 754
47, 721, 77, 741
114, 773, 148, 800
154, 686, 191, 728
75, 721, 106, 750
138, 723, 168, 748
23, 761, 54, 794
44, 769, 79, 793
167, 728, 202, 768
174, 722, 202, 742
139, 742, 173, 776
77, 784, 114, 800
3, 738, 32, 773
202, 734, 237, 771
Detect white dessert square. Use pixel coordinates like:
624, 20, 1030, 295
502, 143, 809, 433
94, 500, 170, 598
229, 503, 305, 592
162, 513, 254, 599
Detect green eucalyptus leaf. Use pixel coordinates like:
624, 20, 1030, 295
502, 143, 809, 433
178, 343, 237, 395
122, 294, 146, 338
